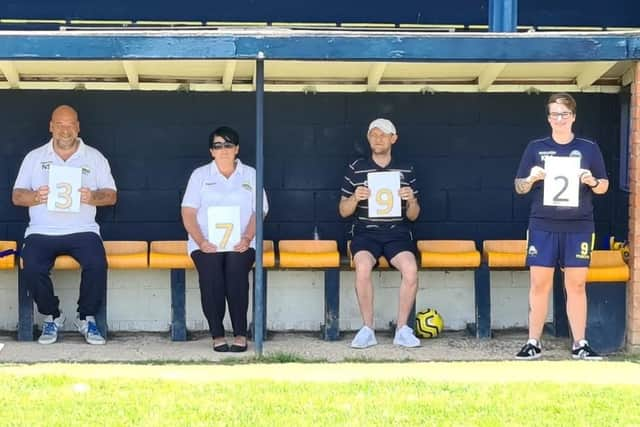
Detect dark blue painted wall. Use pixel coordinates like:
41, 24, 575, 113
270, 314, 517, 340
1, 1, 638, 28
0, 91, 628, 251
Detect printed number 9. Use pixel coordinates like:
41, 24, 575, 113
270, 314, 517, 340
216, 223, 234, 249
376, 189, 394, 216
580, 242, 590, 257
55, 182, 73, 209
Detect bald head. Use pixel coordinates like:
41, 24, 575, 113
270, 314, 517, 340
51, 105, 79, 122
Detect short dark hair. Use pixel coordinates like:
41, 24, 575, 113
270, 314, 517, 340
209, 126, 240, 149
546, 93, 577, 115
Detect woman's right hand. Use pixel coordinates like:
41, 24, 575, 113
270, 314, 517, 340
199, 240, 218, 253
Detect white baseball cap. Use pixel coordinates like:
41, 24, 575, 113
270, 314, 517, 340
368, 118, 396, 135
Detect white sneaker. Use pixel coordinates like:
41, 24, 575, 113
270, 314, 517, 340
38, 314, 65, 345
74, 316, 106, 345
393, 325, 421, 348
351, 326, 377, 349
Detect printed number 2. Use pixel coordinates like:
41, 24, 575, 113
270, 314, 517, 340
55, 182, 73, 209
216, 223, 234, 249
376, 188, 394, 215
553, 176, 569, 202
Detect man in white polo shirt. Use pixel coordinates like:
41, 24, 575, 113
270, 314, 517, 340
12, 105, 117, 345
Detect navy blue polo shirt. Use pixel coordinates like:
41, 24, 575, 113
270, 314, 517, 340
341, 157, 418, 233
515, 136, 607, 232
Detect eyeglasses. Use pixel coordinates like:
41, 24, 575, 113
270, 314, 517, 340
548, 112, 573, 120
211, 142, 236, 150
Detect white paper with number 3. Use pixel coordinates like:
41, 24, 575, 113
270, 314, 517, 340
47, 165, 82, 213
207, 206, 241, 252
543, 156, 580, 207
367, 171, 401, 218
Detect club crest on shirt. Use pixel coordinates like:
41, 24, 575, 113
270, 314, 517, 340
242, 182, 253, 192
40, 161, 53, 171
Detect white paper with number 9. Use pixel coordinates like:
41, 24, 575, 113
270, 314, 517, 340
207, 206, 241, 252
47, 165, 82, 213
367, 171, 401, 218
543, 156, 580, 207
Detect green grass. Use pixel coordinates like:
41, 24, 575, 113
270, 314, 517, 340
1, 362, 639, 426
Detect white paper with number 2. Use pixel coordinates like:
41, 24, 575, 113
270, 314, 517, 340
543, 156, 580, 207
207, 206, 241, 252
367, 171, 401, 218
47, 165, 82, 213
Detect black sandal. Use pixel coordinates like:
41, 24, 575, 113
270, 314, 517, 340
229, 344, 247, 353
213, 343, 229, 352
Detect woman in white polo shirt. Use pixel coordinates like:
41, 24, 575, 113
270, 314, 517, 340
181, 126, 268, 353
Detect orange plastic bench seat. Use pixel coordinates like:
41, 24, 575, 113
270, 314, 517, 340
149, 240, 275, 269
483, 240, 527, 268
278, 240, 340, 268
51, 241, 149, 270
0, 241, 17, 269
104, 241, 148, 269
418, 240, 480, 268
587, 250, 629, 282
149, 241, 194, 269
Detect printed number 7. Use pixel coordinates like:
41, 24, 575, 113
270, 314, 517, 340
216, 223, 234, 249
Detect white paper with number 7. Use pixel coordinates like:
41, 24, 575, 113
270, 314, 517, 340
367, 171, 401, 218
47, 165, 82, 213
543, 156, 580, 207
207, 206, 241, 252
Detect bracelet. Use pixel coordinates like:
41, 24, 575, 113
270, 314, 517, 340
588, 179, 600, 189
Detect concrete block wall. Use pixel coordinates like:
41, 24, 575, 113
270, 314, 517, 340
0, 269, 552, 332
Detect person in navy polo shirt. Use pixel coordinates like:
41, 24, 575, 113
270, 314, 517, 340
514, 93, 608, 360
12, 105, 117, 345
339, 118, 421, 349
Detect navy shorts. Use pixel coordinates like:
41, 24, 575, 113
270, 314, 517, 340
350, 228, 417, 266
526, 229, 594, 268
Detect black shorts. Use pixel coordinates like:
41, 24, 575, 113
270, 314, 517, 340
350, 228, 417, 266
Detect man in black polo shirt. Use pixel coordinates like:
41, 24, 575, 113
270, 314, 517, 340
339, 118, 421, 348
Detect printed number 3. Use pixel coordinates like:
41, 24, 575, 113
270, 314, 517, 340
553, 176, 569, 202
376, 188, 394, 215
216, 223, 234, 249
55, 182, 73, 209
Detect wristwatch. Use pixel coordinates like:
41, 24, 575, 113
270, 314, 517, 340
589, 179, 600, 188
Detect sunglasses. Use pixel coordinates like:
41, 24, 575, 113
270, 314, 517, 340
211, 142, 236, 150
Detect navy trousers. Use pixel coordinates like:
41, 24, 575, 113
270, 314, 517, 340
21, 232, 107, 320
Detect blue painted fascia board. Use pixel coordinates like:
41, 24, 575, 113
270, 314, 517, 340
0, 31, 638, 61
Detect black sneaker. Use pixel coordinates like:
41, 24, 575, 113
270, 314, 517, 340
515, 339, 542, 360
572, 340, 603, 360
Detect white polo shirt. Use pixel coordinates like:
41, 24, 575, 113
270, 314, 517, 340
13, 139, 117, 237
181, 159, 268, 255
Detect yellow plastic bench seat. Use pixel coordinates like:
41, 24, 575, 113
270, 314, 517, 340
0, 241, 17, 269
104, 241, 149, 269
587, 250, 629, 282
52, 241, 149, 270
483, 240, 527, 268
149, 240, 275, 269
149, 241, 194, 269
346, 240, 390, 268
278, 240, 340, 268
418, 240, 480, 268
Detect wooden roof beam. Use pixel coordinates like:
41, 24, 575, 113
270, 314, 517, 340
0, 61, 20, 88
477, 63, 507, 91
576, 61, 617, 89
121, 61, 139, 89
